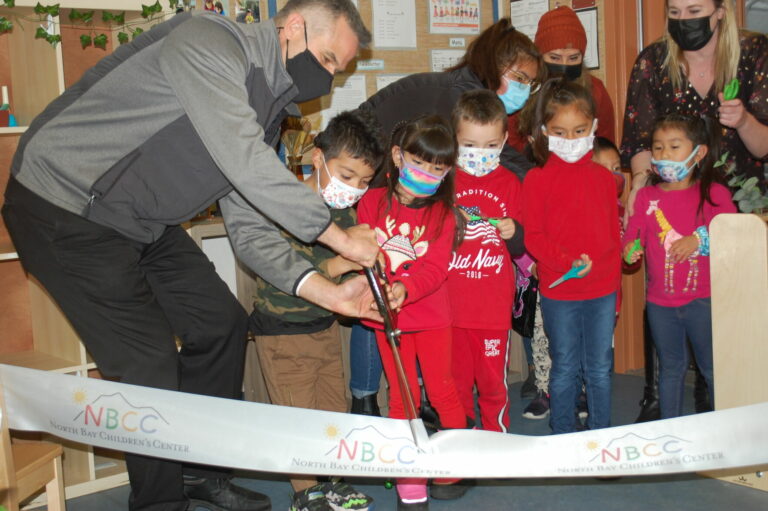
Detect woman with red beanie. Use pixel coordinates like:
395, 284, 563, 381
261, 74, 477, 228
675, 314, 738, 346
508, 5, 615, 152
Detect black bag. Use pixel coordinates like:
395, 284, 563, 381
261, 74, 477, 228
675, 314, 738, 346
512, 274, 538, 338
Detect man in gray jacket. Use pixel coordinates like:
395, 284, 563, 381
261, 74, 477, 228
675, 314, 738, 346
1, 1, 377, 510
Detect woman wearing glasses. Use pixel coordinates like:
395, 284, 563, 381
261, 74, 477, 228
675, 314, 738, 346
360, 17, 544, 181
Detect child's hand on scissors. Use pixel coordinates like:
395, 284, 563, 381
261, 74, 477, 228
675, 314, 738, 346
623, 241, 644, 264
574, 254, 592, 277
495, 218, 516, 240
386, 281, 408, 312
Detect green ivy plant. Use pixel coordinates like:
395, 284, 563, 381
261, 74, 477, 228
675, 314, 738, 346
1, 1, 177, 48
716, 152, 768, 214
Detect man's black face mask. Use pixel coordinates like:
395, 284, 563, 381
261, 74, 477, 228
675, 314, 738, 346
285, 24, 333, 102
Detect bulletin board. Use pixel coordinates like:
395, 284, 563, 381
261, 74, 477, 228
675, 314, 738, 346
296, 0, 502, 131
226, 1, 609, 130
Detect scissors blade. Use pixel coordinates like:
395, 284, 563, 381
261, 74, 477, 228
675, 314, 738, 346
548, 276, 566, 289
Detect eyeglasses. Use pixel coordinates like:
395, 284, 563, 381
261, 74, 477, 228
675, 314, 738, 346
504, 69, 541, 94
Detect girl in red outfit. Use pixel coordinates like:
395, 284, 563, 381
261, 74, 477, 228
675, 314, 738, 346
357, 115, 466, 510
522, 78, 621, 434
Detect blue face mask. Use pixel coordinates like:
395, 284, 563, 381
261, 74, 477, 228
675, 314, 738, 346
651, 145, 700, 183
498, 78, 531, 114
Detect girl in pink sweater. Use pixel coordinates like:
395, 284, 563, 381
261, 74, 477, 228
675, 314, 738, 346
624, 113, 736, 418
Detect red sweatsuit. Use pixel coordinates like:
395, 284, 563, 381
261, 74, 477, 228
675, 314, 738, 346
357, 188, 465, 429
448, 166, 522, 432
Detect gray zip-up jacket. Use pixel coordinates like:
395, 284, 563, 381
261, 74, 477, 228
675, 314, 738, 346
10, 12, 331, 295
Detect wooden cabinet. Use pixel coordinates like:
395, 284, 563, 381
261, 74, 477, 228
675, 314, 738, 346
0, 1, 174, 504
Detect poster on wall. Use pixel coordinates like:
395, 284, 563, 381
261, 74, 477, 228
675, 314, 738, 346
429, 0, 481, 34
430, 49, 465, 72
235, 1, 261, 23
373, 0, 417, 48
509, 0, 548, 41
575, 7, 599, 69
318, 75, 368, 130
376, 74, 409, 92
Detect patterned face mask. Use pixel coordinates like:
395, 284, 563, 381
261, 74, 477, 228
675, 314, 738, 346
457, 146, 501, 177
651, 145, 700, 183
318, 155, 367, 209
397, 153, 447, 198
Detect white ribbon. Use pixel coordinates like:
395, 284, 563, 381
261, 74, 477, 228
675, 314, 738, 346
3, 364, 767, 478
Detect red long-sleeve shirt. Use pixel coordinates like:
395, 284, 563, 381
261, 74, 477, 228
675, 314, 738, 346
522, 151, 621, 301
358, 188, 455, 332
448, 166, 522, 329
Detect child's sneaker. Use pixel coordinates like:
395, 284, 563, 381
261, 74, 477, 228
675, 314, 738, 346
397, 499, 428, 510
522, 390, 550, 420
577, 390, 589, 419
291, 484, 332, 511
322, 481, 375, 511
397, 479, 428, 510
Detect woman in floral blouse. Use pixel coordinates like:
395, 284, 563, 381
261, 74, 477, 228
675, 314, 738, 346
621, 0, 768, 218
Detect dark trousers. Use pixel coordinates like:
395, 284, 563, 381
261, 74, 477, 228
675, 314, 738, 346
3, 177, 249, 511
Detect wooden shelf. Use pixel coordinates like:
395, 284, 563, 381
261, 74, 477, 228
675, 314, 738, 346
0, 350, 82, 373
0, 239, 18, 261
0, 126, 27, 135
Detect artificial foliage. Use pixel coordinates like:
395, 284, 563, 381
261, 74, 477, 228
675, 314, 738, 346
0, 1, 175, 48
717, 152, 768, 214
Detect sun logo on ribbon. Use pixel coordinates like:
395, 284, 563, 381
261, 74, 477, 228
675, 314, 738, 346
72, 388, 88, 405
586, 441, 600, 451
324, 424, 341, 439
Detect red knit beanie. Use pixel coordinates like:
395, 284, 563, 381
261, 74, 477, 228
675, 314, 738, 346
534, 6, 587, 55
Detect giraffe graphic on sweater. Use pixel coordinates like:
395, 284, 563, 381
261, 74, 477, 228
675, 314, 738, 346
646, 200, 699, 294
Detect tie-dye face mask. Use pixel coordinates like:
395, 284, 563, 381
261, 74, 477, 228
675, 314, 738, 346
397, 153, 447, 198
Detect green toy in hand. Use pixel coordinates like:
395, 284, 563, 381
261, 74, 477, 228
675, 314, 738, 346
723, 78, 740, 101
624, 229, 643, 264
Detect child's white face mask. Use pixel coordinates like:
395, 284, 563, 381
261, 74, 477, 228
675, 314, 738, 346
543, 119, 598, 163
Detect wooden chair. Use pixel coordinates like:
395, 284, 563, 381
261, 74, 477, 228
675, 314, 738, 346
0, 380, 66, 511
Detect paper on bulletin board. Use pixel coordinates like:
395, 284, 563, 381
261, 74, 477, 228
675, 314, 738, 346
575, 7, 599, 69
428, 0, 481, 34
319, 75, 367, 130
376, 74, 409, 92
431, 49, 465, 72
509, 0, 548, 41
372, 0, 417, 48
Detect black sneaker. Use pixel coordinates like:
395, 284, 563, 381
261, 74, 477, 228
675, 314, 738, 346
322, 481, 374, 511
290, 484, 331, 511
350, 395, 381, 417
635, 396, 660, 423
522, 390, 550, 420
184, 476, 271, 511
576, 390, 588, 419
520, 366, 536, 399
429, 479, 474, 500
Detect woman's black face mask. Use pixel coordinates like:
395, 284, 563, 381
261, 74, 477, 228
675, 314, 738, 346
285, 24, 334, 102
545, 62, 582, 81
667, 13, 716, 52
